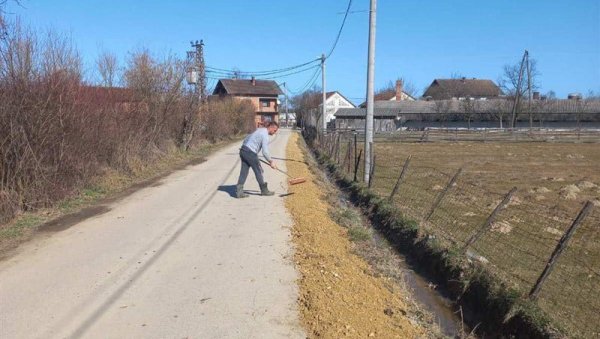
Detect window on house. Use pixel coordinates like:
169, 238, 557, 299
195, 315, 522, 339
260, 99, 270, 108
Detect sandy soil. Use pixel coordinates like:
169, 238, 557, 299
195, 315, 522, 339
285, 132, 426, 338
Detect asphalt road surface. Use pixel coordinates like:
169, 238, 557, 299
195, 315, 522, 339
0, 129, 304, 339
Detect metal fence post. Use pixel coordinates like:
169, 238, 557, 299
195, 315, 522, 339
529, 201, 594, 300
354, 149, 362, 182
461, 187, 517, 252
354, 133, 357, 172
329, 134, 335, 156
388, 155, 412, 202
346, 139, 353, 174
368, 155, 377, 189
335, 133, 341, 164
425, 168, 463, 222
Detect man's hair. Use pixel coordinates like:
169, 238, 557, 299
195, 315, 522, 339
266, 121, 279, 128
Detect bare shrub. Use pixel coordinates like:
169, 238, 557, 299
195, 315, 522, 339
96, 50, 118, 87
0, 16, 253, 225
202, 97, 255, 142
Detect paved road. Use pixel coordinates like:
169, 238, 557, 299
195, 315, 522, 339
0, 129, 304, 339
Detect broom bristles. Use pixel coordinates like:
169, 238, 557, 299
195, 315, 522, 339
288, 178, 306, 185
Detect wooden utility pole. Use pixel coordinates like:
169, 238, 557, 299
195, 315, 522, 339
282, 82, 289, 127
527, 57, 533, 130
510, 50, 528, 129
364, 0, 377, 183
321, 54, 327, 134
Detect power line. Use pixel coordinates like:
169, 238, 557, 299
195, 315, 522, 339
205, 58, 320, 77
290, 67, 322, 95
206, 63, 319, 80
326, 0, 352, 59
204, 0, 352, 96
264, 65, 320, 80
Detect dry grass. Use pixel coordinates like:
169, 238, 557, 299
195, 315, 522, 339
334, 138, 600, 338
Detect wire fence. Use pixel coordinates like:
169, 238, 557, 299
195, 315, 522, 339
343, 128, 600, 144
315, 130, 600, 338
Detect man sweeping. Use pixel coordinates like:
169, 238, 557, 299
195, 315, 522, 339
236, 121, 279, 198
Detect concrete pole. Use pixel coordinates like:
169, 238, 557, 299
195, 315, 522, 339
284, 82, 289, 127
321, 54, 327, 133
364, 0, 377, 183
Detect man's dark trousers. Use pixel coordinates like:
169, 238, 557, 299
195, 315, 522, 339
237, 146, 265, 186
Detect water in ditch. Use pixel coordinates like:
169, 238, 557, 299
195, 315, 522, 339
370, 231, 473, 338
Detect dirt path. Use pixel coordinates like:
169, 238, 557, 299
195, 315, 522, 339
284, 132, 426, 338
0, 129, 304, 338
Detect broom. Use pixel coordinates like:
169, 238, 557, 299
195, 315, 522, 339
259, 159, 306, 185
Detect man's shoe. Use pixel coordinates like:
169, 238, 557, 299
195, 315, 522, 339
259, 183, 275, 196
236, 184, 249, 198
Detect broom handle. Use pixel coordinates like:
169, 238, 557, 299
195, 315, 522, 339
259, 159, 293, 178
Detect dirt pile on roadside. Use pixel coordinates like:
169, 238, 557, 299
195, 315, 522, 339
284, 133, 425, 338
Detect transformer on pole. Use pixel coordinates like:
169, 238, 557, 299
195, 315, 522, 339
186, 40, 206, 104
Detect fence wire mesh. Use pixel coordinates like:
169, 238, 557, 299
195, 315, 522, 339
316, 131, 600, 338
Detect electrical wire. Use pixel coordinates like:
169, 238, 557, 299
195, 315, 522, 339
326, 0, 352, 59
206, 63, 319, 80
289, 67, 321, 95
203, 0, 351, 95
205, 58, 320, 77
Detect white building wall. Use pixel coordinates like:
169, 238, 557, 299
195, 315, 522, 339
321, 92, 355, 123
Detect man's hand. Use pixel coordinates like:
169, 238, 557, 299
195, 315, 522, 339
270, 160, 278, 170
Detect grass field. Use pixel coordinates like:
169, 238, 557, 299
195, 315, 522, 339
332, 136, 600, 338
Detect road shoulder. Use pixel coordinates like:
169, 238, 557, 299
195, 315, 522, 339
284, 132, 428, 338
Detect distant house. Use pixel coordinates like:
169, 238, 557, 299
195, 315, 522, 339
318, 91, 356, 123
212, 77, 283, 127
423, 78, 502, 100
279, 111, 296, 127
359, 80, 416, 108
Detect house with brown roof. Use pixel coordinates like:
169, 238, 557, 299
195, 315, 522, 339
335, 98, 600, 131
212, 77, 283, 127
423, 78, 502, 100
359, 79, 416, 107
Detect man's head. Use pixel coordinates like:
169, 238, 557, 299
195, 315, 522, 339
266, 121, 279, 135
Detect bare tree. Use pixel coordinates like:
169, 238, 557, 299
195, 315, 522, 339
488, 99, 512, 128
450, 72, 465, 79
96, 50, 118, 87
291, 86, 321, 128
499, 57, 541, 126
545, 90, 557, 100
230, 67, 247, 79
433, 100, 452, 127
460, 98, 479, 129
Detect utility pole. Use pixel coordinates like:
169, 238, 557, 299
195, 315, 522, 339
321, 53, 327, 133
364, 0, 377, 183
187, 40, 206, 104
510, 50, 528, 129
526, 56, 532, 130
181, 39, 206, 151
283, 82, 289, 127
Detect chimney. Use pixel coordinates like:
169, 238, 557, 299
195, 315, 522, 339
395, 79, 403, 101
251, 76, 256, 86
533, 91, 540, 100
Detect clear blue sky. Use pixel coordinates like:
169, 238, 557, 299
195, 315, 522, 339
4, 0, 600, 103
